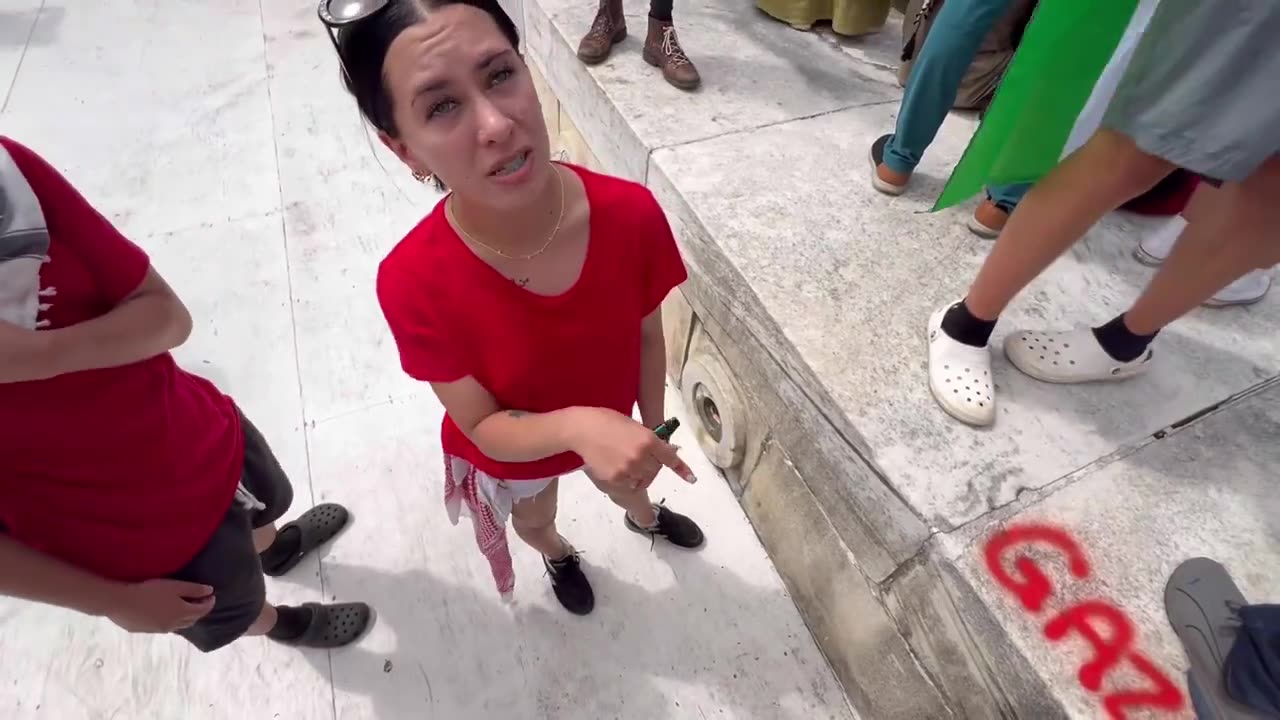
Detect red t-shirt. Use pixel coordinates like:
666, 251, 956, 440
377, 164, 688, 480
0, 137, 243, 581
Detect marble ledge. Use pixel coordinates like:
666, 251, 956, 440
523, 0, 901, 183
647, 101, 1280, 533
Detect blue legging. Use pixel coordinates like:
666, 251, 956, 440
885, 0, 1029, 209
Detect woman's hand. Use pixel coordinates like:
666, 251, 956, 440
0, 321, 59, 384
566, 408, 696, 490
104, 579, 216, 633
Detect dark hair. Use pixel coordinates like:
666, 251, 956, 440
336, 0, 521, 139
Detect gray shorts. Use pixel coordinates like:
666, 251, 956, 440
1103, 0, 1280, 183
168, 410, 293, 653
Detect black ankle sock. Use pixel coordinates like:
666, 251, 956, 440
1092, 314, 1157, 362
648, 0, 673, 22
259, 526, 301, 572
941, 299, 997, 348
266, 604, 314, 641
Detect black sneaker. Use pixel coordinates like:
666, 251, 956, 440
624, 503, 705, 549
544, 550, 595, 615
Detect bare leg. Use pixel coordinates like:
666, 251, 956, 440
965, 129, 1175, 319
520, 479, 594, 614
587, 474, 657, 527
1126, 158, 1280, 334
239, 525, 283, 637
1180, 179, 1218, 225
243, 603, 279, 636
510, 480, 569, 559
251, 524, 277, 553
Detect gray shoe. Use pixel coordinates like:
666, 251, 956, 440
1164, 557, 1264, 719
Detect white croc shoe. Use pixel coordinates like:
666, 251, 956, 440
1004, 326, 1152, 384
927, 304, 996, 427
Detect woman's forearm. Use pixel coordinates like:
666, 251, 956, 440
46, 271, 192, 376
470, 407, 582, 463
0, 534, 124, 617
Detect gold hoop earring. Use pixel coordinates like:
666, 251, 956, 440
412, 169, 432, 184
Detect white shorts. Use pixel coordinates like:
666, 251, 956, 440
442, 455, 572, 599
470, 463, 556, 526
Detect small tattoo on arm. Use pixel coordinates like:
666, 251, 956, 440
507, 410, 528, 418
512, 277, 530, 288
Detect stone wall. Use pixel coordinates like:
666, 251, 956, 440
526, 58, 965, 719
529, 59, 604, 172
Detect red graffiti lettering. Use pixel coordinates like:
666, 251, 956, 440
1101, 652, 1186, 720
980, 523, 1185, 717
1043, 600, 1135, 691
983, 523, 1091, 612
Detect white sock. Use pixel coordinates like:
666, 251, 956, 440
629, 508, 659, 529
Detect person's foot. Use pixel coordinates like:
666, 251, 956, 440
1204, 270, 1273, 306
261, 503, 351, 577
1164, 558, 1261, 719
966, 198, 1010, 239
577, 0, 625, 65
268, 602, 374, 648
1135, 216, 1274, 307
624, 503, 705, 548
868, 134, 910, 196
643, 18, 700, 91
927, 303, 995, 426
1004, 326, 1153, 384
544, 545, 595, 615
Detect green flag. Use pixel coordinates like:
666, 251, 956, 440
934, 0, 1146, 210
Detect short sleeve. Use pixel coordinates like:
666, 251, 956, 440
376, 253, 468, 383
639, 191, 688, 316
1, 137, 149, 305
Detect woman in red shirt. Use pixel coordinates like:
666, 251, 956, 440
0, 137, 370, 651
321, 0, 706, 615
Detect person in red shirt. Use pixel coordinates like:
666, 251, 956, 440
322, 0, 706, 614
0, 136, 371, 650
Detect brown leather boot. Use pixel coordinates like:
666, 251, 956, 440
643, 18, 700, 91
577, 0, 626, 65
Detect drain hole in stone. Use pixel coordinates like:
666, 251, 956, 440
694, 384, 724, 444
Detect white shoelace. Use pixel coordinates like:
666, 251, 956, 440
661, 27, 689, 66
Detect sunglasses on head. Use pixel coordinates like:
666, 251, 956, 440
317, 0, 392, 76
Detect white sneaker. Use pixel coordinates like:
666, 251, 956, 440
927, 303, 995, 426
1134, 215, 1187, 266
1204, 270, 1273, 307
1135, 215, 1273, 306
1004, 326, 1152, 384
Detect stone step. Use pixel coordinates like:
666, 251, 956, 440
516, 0, 1280, 715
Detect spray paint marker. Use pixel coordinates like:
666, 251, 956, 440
653, 417, 680, 442
653, 418, 696, 483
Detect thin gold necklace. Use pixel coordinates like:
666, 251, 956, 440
446, 164, 565, 261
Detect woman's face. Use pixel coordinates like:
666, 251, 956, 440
379, 6, 552, 208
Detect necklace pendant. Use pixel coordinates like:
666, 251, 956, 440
447, 166, 566, 262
